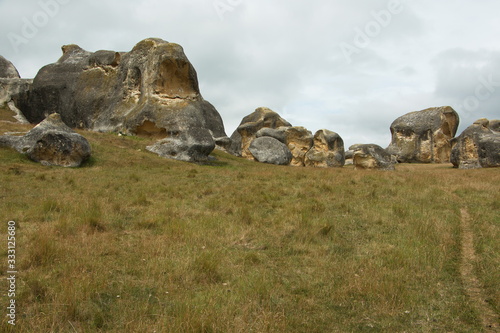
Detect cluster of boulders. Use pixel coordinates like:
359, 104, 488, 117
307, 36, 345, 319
229, 107, 345, 167
1, 39, 499, 170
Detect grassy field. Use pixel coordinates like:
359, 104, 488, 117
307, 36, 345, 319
0, 119, 499, 332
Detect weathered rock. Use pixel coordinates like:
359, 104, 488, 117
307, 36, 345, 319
254, 125, 313, 167
229, 107, 291, 158
387, 106, 459, 163
248, 137, 293, 165
0, 56, 20, 78
451, 119, 500, 169
146, 128, 215, 163
255, 127, 287, 143
0, 56, 31, 123
283, 127, 313, 167
352, 144, 395, 170
0, 113, 91, 167
19, 38, 229, 162
304, 129, 345, 168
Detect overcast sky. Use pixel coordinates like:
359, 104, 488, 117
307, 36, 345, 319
1, 0, 499, 147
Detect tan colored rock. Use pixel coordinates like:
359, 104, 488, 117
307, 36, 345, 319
352, 144, 395, 170
451, 119, 500, 169
283, 126, 313, 167
305, 129, 345, 168
229, 107, 291, 158
387, 106, 459, 163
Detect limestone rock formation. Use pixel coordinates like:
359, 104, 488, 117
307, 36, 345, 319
248, 136, 293, 165
387, 106, 459, 163
146, 128, 215, 163
450, 119, 500, 169
0, 56, 20, 78
229, 107, 291, 157
19, 38, 229, 162
0, 56, 31, 123
304, 129, 345, 168
255, 126, 314, 166
0, 113, 91, 167
351, 144, 395, 170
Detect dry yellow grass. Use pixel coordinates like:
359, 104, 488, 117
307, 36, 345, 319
0, 120, 498, 332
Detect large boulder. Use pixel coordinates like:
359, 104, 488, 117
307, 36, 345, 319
387, 106, 459, 163
304, 129, 345, 168
19, 38, 229, 162
248, 136, 292, 165
0, 56, 20, 78
0, 56, 30, 123
351, 144, 395, 171
254, 125, 313, 166
0, 113, 91, 167
146, 128, 215, 163
451, 119, 500, 169
229, 107, 291, 158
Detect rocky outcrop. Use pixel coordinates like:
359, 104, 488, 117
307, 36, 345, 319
0, 56, 31, 123
248, 137, 293, 165
387, 106, 459, 163
18, 38, 229, 162
304, 129, 345, 168
451, 119, 500, 169
0, 56, 20, 78
351, 144, 395, 170
229, 107, 291, 158
0, 113, 91, 167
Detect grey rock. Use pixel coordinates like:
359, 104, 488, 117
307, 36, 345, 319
451, 119, 500, 169
255, 127, 288, 143
248, 137, 293, 165
387, 106, 459, 163
19, 38, 229, 162
352, 144, 395, 170
0, 56, 20, 78
146, 128, 215, 163
305, 129, 345, 168
0, 113, 91, 167
229, 107, 291, 157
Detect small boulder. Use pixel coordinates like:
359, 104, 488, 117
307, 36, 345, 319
352, 144, 395, 170
0, 113, 91, 167
248, 136, 293, 166
387, 106, 459, 163
305, 129, 345, 168
451, 119, 500, 169
146, 128, 215, 163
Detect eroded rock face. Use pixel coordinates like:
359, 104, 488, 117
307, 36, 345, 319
304, 129, 345, 168
229, 107, 291, 157
387, 106, 459, 163
248, 136, 292, 165
0, 113, 91, 167
20, 38, 228, 162
451, 119, 500, 169
352, 144, 395, 170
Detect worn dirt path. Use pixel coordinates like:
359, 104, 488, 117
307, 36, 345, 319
460, 208, 499, 332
